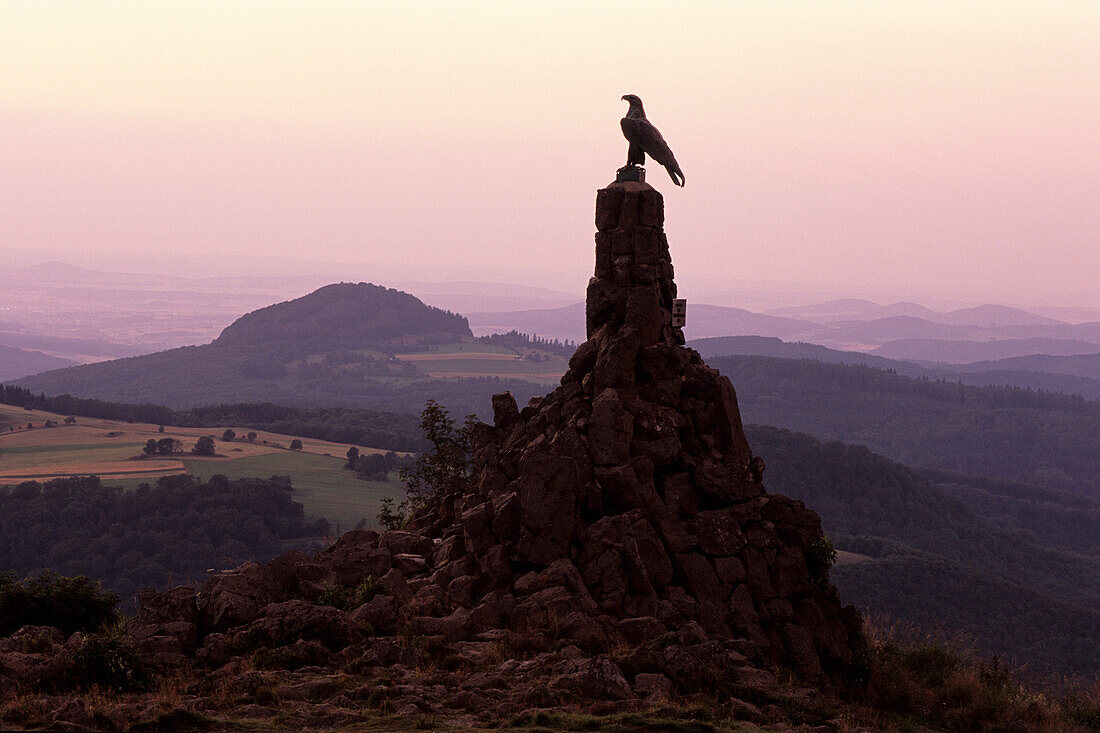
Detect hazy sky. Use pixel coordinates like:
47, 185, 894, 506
1, 2, 1097, 307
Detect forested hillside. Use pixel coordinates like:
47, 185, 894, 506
718, 355, 1100, 498
746, 424, 1100, 677
0, 474, 325, 604
215, 282, 472, 348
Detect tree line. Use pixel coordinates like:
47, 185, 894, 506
0, 385, 427, 452
0, 474, 326, 606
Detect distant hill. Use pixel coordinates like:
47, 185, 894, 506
766, 298, 1066, 327
710, 355, 1100, 498
689, 335, 913, 371
689, 335, 1100, 400
14, 284, 544, 419
215, 282, 472, 348
747, 425, 1100, 677
949, 352, 1100, 380
0, 345, 76, 381
0, 331, 151, 361
871, 337, 1100, 363
473, 299, 1100, 363
936, 304, 1065, 327
468, 302, 826, 343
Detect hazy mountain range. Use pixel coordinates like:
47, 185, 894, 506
467, 298, 1100, 366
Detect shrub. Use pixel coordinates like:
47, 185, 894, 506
317, 576, 387, 611
807, 535, 837, 585
0, 570, 120, 636
34, 626, 148, 692
289, 439, 303, 451
376, 496, 407, 530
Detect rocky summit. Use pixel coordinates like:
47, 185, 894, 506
408, 180, 861, 678
0, 181, 864, 731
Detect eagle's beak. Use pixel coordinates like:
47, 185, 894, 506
621, 95, 627, 101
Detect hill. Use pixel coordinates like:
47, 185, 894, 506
13, 285, 553, 419
871, 336, 1100, 363
766, 298, 1066, 327
214, 282, 472, 348
949, 351, 1100, 380
0, 344, 76, 381
709, 355, 1100, 499
691, 335, 1100, 400
746, 425, 1100, 677
472, 298, 1100, 363
689, 335, 912, 371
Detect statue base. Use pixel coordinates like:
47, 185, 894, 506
615, 165, 645, 183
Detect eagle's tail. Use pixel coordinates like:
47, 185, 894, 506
665, 163, 685, 187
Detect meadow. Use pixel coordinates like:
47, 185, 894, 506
394, 342, 568, 384
0, 403, 404, 529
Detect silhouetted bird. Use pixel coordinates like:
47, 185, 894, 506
620, 94, 685, 187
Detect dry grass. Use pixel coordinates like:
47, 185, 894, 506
836, 613, 1100, 732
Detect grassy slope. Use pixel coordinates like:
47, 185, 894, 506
0, 403, 403, 529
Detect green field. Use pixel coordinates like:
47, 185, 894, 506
394, 342, 568, 384
182, 453, 402, 532
0, 404, 407, 531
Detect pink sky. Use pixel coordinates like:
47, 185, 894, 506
1, 2, 1097, 307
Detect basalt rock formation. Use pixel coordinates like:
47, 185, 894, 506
409, 180, 861, 678
0, 181, 863, 729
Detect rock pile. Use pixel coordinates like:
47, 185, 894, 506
0, 180, 863, 728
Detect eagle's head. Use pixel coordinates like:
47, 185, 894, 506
621, 94, 645, 117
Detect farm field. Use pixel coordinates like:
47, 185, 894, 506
0, 403, 405, 529
394, 342, 568, 384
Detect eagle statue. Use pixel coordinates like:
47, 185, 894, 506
620, 94, 685, 187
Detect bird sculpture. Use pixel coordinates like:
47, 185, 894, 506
620, 94, 685, 187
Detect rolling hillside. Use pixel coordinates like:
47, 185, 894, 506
0, 344, 76, 381
747, 424, 1100, 677
690, 335, 1100, 400
14, 284, 553, 418
711, 355, 1100, 498
0, 402, 404, 530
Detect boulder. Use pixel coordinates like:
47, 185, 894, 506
199, 562, 285, 631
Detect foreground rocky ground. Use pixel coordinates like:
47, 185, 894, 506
2, 528, 1094, 731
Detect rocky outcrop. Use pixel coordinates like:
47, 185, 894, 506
408, 180, 861, 678
0, 179, 862, 729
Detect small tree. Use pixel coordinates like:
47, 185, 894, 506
246, 432, 257, 442
400, 400, 472, 511
64, 416, 76, 425
221, 429, 236, 442
289, 439, 303, 451
157, 425, 165, 433
155, 437, 179, 455
142, 439, 157, 456
376, 497, 407, 530
345, 446, 360, 469
192, 436, 216, 456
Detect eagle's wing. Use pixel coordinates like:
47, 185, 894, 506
621, 116, 685, 187
621, 118, 647, 166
